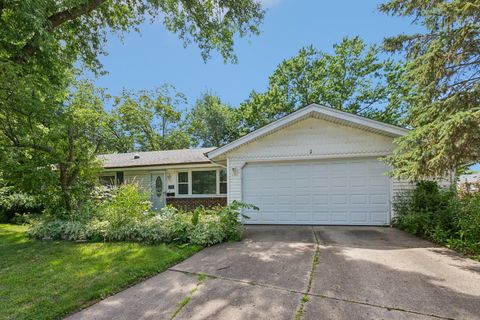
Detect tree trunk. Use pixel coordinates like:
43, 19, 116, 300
59, 164, 73, 214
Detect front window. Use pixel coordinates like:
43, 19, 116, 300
116, 171, 124, 185
192, 170, 216, 194
99, 175, 115, 186
178, 172, 189, 195
219, 169, 227, 194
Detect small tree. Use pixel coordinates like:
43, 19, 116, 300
110, 85, 190, 152
187, 93, 240, 147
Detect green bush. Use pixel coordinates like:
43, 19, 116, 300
28, 183, 258, 247
28, 219, 89, 241
0, 186, 41, 223
393, 181, 480, 258
99, 184, 152, 228
188, 214, 225, 246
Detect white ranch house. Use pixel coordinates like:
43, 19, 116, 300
98, 104, 411, 226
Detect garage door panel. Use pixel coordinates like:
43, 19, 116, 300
273, 165, 292, 176
294, 181, 311, 189
369, 176, 389, 186
257, 203, 278, 211
312, 178, 330, 187
294, 195, 312, 203
242, 159, 390, 225
312, 213, 330, 222
350, 176, 368, 187
371, 212, 389, 223
277, 214, 295, 222
294, 212, 311, 220
276, 195, 293, 204
331, 195, 348, 204
370, 194, 389, 204
332, 177, 348, 187
294, 206, 312, 214
294, 166, 312, 177
350, 212, 369, 223
312, 195, 329, 204
351, 194, 368, 204
331, 211, 349, 223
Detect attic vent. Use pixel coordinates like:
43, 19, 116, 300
133, 153, 140, 159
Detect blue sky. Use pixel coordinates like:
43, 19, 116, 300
93, 0, 421, 108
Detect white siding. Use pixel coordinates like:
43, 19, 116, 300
225, 117, 396, 161
391, 179, 415, 217
392, 179, 415, 197
390, 177, 453, 217
227, 159, 245, 204
124, 171, 151, 192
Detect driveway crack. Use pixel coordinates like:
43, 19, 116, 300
294, 226, 321, 320
169, 273, 206, 320
167, 269, 452, 320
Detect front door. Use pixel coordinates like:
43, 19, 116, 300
151, 172, 166, 210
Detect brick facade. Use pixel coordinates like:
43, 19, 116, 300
166, 197, 227, 211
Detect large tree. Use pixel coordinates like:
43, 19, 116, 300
238, 37, 410, 131
110, 85, 190, 151
0, 0, 264, 121
187, 93, 239, 147
0, 0, 264, 214
0, 80, 109, 214
1, 0, 264, 69
380, 0, 480, 179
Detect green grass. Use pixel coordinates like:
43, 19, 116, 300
0, 224, 202, 320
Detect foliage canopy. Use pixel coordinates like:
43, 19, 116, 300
380, 0, 480, 179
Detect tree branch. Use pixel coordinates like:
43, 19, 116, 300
47, 0, 107, 31
12, 0, 107, 61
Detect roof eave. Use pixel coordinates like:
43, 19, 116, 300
102, 160, 213, 170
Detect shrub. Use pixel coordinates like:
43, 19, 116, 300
98, 184, 152, 228
0, 186, 41, 223
188, 214, 225, 246
28, 219, 89, 241
28, 189, 258, 247
393, 181, 480, 258
215, 201, 258, 241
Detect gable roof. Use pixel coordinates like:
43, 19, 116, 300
98, 147, 215, 169
208, 103, 409, 159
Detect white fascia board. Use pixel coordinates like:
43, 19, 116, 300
311, 104, 409, 137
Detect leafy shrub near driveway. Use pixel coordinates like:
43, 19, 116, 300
393, 181, 480, 258
28, 184, 257, 247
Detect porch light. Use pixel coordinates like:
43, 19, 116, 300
231, 167, 240, 176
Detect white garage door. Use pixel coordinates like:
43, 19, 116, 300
242, 159, 391, 225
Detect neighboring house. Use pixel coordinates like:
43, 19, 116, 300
98, 104, 410, 225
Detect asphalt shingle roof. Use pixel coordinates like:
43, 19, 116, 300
97, 147, 216, 169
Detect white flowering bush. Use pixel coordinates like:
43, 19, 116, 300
28, 183, 258, 247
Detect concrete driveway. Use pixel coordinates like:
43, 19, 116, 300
67, 226, 480, 320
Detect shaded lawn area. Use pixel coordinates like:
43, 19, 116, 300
0, 224, 202, 320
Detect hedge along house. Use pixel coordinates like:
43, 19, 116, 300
99, 104, 410, 225
97, 148, 228, 211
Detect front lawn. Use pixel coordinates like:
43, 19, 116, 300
0, 224, 201, 320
